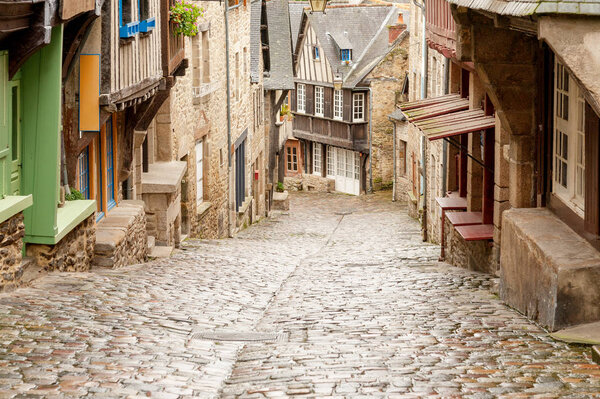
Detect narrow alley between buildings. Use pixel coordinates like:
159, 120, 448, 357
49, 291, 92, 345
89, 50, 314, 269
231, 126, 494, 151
0, 192, 599, 398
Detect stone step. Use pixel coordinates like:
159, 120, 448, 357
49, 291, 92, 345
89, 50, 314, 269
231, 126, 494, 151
20, 257, 45, 285
147, 235, 156, 251
149, 245, 173, 258
551, 321, 600, 345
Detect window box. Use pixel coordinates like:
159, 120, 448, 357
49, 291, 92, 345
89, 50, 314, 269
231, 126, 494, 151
119, 21, 140, 38
139, 17, 156, 33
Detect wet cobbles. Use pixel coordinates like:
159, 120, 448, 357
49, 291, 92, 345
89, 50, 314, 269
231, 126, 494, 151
0, 192, 599, 398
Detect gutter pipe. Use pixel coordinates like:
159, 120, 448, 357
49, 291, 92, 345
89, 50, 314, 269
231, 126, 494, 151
225, 2, 233, 237
392, 120, 396, 201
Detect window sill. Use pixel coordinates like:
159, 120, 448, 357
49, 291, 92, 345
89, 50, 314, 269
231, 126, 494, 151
24, 200, 96, 245
0, 195, 33, 225
455, 224, 494, 241
197, 201, 212, 217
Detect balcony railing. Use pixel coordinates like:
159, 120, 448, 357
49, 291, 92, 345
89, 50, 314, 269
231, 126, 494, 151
425, 0, 456, 57
292, 113, 369, 152
162, 0, 186, 76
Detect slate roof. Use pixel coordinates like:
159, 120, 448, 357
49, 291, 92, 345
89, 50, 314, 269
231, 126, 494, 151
388, 108, 407, 121
446, 0, 600, 16
250, 0, 262, 84
300, 5, 409, 89
289, 2, 307, 50
264, 0, 295, 90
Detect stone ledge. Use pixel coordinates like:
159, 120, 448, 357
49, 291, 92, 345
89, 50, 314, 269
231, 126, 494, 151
0, 195, 32, 225
500, 208, 600, 331
197, 201, 212, 217
142, 161, 187, 194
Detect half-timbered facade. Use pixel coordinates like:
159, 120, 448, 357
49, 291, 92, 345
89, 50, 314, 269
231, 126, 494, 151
288, 4, 409, 195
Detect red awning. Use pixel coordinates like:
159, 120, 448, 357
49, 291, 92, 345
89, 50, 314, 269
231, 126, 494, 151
399, 95, 495, 141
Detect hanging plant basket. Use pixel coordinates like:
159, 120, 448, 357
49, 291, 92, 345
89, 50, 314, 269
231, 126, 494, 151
170, 1, 204, 37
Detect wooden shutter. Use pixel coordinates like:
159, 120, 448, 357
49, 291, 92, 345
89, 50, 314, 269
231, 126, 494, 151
324, 87, 333, 119
585, 103, 600, 235
290, 89, 297, 112
306, 84, 314, 115
343, 90, 352, 121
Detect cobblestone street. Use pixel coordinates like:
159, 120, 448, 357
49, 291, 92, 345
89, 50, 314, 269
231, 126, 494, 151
0, 192, 599, 398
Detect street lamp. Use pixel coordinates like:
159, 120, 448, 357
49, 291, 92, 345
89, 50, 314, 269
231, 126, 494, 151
308, 0, 328, 13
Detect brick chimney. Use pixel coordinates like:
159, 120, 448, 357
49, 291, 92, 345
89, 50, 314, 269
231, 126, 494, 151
388, 14, 407, 44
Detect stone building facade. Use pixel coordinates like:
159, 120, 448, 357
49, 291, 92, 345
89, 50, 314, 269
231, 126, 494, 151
393, 0, 600, 334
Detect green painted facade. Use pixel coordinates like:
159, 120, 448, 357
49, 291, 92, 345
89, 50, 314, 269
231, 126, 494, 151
0, 25, 95, 241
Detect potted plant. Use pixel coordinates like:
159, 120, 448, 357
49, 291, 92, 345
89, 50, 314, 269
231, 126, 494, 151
170, 1, 204, 37
280, 104, 293, 122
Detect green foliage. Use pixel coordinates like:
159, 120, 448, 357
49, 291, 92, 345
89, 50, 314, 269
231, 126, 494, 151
276, 182, 285, 192
170, 1, 204, 37
65, 188, 84, 201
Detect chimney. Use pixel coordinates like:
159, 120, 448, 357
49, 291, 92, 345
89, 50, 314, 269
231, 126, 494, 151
388, 14, 407, 44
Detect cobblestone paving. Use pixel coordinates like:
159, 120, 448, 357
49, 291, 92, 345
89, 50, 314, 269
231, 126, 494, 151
0, 192, 598, 398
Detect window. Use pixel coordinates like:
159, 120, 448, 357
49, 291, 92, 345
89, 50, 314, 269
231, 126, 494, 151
334, 90, 343, 120
353, 93, 364, 121
354, 152, 360, 180
297, 84, 306, 113
243, 47, 248, 76
399, 140, 407, 176
78, 148, 90, 200
553, 60, 585, 215
196, 140, 204, 204
202, 30, 210, 83
313, 46, 320, 60
235, 52, 240, 99
315, 86, 324, 117
313, 144, 322, 175
119, 0, 154, 38
235, 139, 246, 212
341, 49, 352, 62
106, 119, 116, 211
327, 145, 335, 177
287, 146, 298, 171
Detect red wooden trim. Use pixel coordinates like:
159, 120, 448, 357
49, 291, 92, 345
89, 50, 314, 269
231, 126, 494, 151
446, 211, 483, 226
455, 224, 494, 241
436, 196, 467, 210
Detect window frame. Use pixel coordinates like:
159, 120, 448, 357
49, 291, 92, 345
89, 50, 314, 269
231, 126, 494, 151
326, 145, 335, 178
353, 92, 364, 122
313, 46, 320, 61
314, 86, 324, 117
552, 60, 585, 217
334, 89, 343, 120
196, 140, 204, 205
340, 49, 352, 62
313, 144, 322, 175
297, 83, 306, 114
119, 0, 155, 38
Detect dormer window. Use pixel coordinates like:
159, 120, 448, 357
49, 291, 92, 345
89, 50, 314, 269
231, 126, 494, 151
313, 46, 320, 61
341, 49, 352, 62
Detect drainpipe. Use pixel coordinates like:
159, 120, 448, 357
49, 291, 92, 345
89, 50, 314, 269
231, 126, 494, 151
413, 0, 428, 241
441, 58, 450, 195
368, 87, 373, 193
392, 120, 396, 201
225, 2, 233, 237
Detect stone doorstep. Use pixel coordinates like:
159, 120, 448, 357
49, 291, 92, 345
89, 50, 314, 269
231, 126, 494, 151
149, 245, 173, 258
551, 322, 600, 345
94, 228, 127, 252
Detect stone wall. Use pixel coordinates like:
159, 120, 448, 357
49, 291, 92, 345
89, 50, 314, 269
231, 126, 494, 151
94, 202, 147, 268
144, 186, 182, 247
0, 213, 25, 291
443, 217, 494, 274
27, 214, 96, 272
368, 34, 410, 189
284, 174, 335, 193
